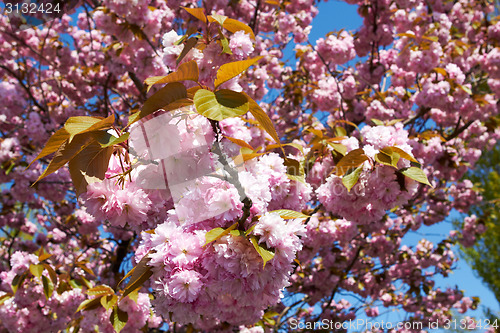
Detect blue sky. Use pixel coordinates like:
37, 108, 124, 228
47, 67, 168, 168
310, 0, 364, 39
306, 0, 500, 328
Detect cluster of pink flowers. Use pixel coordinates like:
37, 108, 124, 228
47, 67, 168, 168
78, 292, 161, 333
0, 287, 85, 333
82, 179, 153, 233
453, 215, 486, 248
317, 124, 419, 224
160, 28, 255, 89
136, 211, 305, 328
229, 31, 255, 59
0, 251, 84, 332
315, 31, 356, 67
76, 103, 312, 328
0, 138, 20, 166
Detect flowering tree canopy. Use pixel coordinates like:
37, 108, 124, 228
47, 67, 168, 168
459, 143, 500, 307
0, 0, 499, 332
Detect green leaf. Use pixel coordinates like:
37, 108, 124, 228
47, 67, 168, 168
391, 151, 401, 167
76, 296, 104, 313
127, 290, 139, 303
42, 263, 58, 286
380, 146, 419, 164
244, 224, 257, 237
334, 126, 347, 137
174, 34, 188, 46
378, 148, 400, 167
0, 293, 12, 306
371, 118, 384, 126
122, 256, 153, 298
250, 237, 275, 268
458, 84, 472, 95
92, 132, 129, 148
422, 35, 439, 42
386, 119, 404, 126
11, 272, 27, 294
287, 173, 306, 184
64, 115, 115, 143
214, 57, 263, 88
230, 229, 245, 237
219, 29, 232, 55
100, 294, 118, 311
69, 279, 81, 289
204, 222, 238, 246
129, 82, 188, 125
27, 128, 70, 169
454, 44, 465, 55
110, 306, 128, 333
205, 228, 226, 244
263, 310, 279, 325
269, 210, 310, 219
208, 14, 227, 26
335, 148, 369, 176
4, 160, 15, 175
42, 275, 54, 299
75, 274, 92, 289
342, 166, 363, 192
86, 285, 115, 297
375, 152, 394, 167
400, 167, 433, 187
29, 264, 44, 278
194, 89, 249, 121
63, 117, 101, 137
241, 92, 281, 145
328, 142, 347, 155
144, 61, 199, 93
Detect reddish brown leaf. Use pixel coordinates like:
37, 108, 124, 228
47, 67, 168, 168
335, 148, 369, 176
